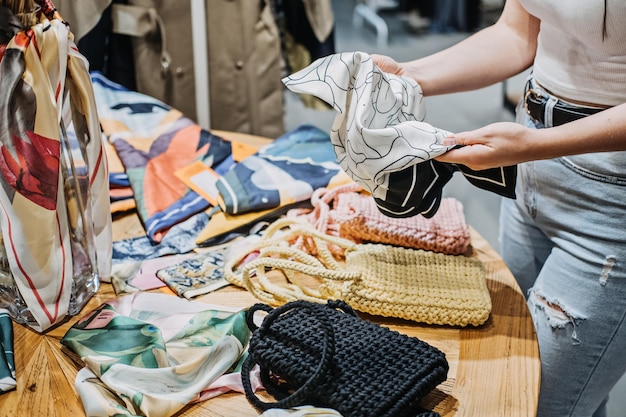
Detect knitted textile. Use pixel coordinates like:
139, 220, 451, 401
288, 184, 471, 255
225, 218, 492, 326
322, 243, 491, 326
241, 300, 448, 417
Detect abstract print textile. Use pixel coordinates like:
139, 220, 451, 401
156, 247, 230, 299
110, 254, 191, 295
111, 211, 210, 263
90, 72, 233, 243
0, 13, 112, 330
0, 309, 15, 393
61, 293, 252, 417
282, 52, 516, 218
215, 124, 350, 215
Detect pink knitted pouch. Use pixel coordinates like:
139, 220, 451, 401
289, 184, 471, 255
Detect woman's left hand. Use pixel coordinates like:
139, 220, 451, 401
435, 122, 539, 169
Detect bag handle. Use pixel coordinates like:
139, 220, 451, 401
224, 218, 361, 305
286, 182, 364, 239
241, 300, 356, 411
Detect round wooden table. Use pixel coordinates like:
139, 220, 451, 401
0, 131, 540, 417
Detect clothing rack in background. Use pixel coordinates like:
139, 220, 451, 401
190, 0, 210, 129
353, 0, 399, 47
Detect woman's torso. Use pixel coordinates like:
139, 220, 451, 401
518, 0, 626, 178
519, 0, 626, 106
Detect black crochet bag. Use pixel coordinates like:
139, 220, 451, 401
241, 300, 449, 417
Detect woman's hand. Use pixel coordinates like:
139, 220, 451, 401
371, 54, 403, 75
371, 54, 423, 84
435, 122, 539, 170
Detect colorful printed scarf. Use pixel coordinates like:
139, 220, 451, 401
215, 124, 350, 215
61, 293, 253, 417
91, 72, 233, 243
0, 309, 15, 393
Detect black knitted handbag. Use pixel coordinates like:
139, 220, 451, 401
241, 300, 449, 417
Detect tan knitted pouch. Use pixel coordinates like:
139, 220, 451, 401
225, 218, 492, 326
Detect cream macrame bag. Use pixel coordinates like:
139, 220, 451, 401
225, 218, 492, 327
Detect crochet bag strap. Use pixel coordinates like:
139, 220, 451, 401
224, 218, 361, 305
287, 182, 364, 238
241, 300, 352, 411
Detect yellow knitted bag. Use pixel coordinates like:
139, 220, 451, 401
224, 218, 492, 326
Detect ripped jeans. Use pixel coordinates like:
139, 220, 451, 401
499, 105, 626, 417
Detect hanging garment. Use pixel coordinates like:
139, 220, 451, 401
114, 0, 285, 136
283, 51, 516, 218
54, 0, 112, 41
273, 0, 336, 110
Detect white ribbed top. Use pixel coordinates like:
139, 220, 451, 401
519, 0, 626, 107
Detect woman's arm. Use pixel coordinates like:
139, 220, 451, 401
435, 103, 626, 170
374, 0, 540, 95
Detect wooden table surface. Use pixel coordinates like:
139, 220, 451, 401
0, 131, 540, 417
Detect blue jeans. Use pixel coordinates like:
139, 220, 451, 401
499, 90, 626, 417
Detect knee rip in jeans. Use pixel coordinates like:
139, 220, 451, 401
529, 290, 585, 346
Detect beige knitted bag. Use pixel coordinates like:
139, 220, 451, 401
224, 218, 492, 327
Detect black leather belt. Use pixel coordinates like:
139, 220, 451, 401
524, 86, 606, 127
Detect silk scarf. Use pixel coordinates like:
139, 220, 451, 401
0, 5, 111, 330
283, 51, 516, 218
